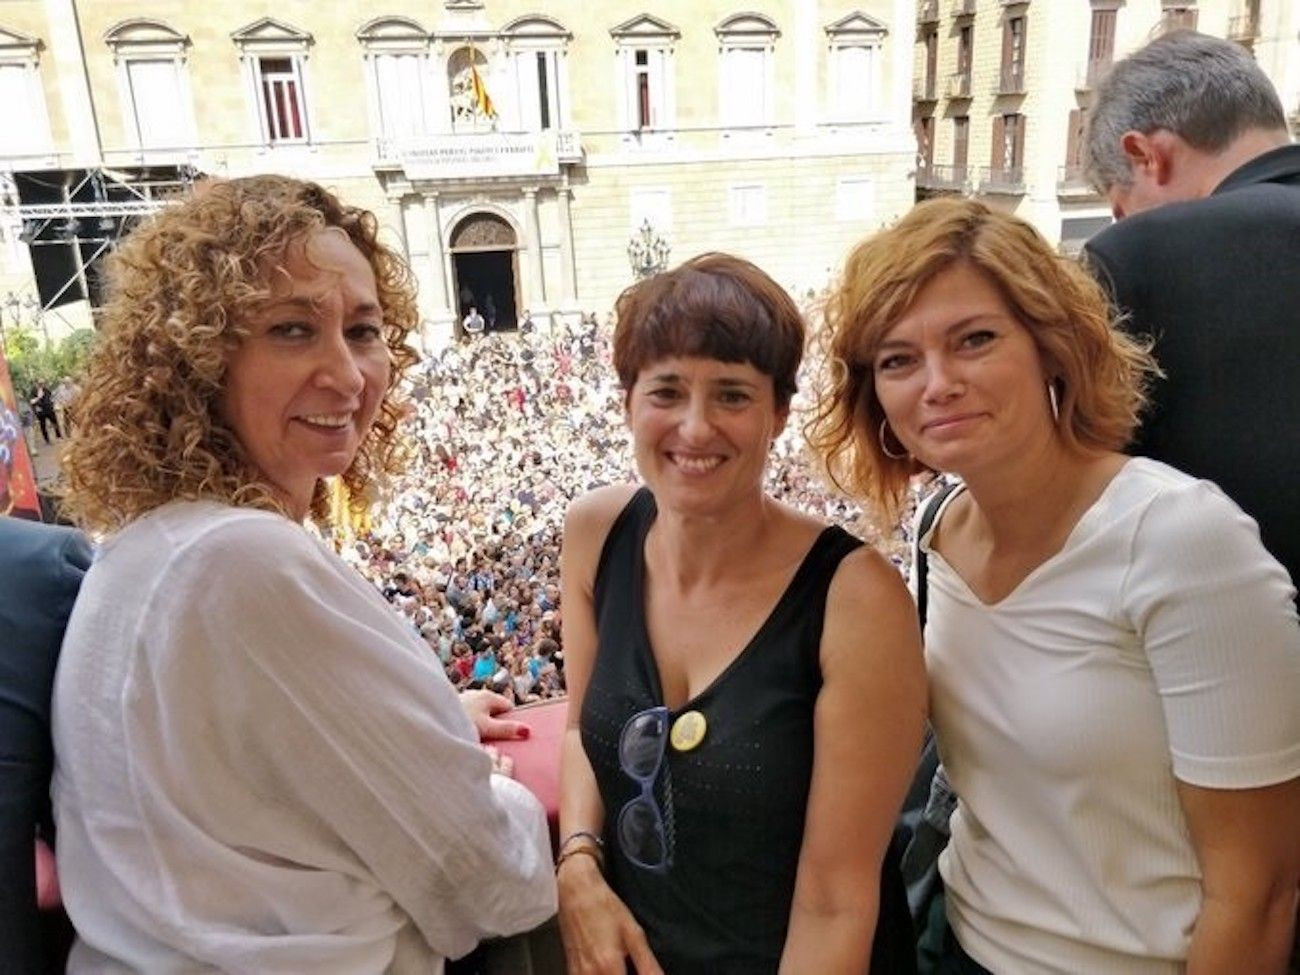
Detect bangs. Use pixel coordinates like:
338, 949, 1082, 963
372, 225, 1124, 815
613, 260, 804, 405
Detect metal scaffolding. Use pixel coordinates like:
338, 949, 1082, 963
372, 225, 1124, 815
1, 165, 199, 316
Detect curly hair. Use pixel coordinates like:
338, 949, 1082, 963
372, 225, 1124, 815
60, 175, 420, 534
807, 197, 1157, 523
612, 252, 806, 409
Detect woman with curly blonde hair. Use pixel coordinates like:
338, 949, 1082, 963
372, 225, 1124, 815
810, 198, 1300, 974
51, 175, 555, 972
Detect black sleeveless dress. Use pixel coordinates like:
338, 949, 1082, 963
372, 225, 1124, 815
580, 489, 915, 974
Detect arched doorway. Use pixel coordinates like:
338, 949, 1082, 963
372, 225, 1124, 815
450, 212, 519, 333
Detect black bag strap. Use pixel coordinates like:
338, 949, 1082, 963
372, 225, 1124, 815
898, 479, 963, 929
914, 480, 960, 630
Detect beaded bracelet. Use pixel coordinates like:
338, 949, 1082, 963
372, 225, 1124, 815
554, 844, 604, 875
558, 830, 604, 855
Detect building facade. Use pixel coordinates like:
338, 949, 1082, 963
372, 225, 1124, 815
0, 0, 920, 347
911, 0, 1299, 251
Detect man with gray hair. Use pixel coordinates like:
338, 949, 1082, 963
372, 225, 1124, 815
1083, 30, 1300, 604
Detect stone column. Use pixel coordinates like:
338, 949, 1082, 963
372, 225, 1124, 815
891, 0, 918, 138
420, 190, 455, 350
556, 178, 578, 305
793, 0, 817, 136
523, 186, 546, 307
43, 0, 104, 165
424, 191, 449, 312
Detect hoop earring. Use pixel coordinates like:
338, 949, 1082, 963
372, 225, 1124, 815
1047, 380, 1061, 425
879, 418, 909, 460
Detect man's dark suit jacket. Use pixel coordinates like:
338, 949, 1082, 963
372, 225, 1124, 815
1085, 144, 1300, 596
0, 516, 92, 973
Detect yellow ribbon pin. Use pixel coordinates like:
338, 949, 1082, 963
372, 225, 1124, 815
670, 710, 707, 752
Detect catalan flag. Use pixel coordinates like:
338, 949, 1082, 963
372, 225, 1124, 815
469, 60, 496, 119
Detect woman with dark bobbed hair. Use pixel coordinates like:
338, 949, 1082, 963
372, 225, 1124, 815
557, 252, 925, 974
53, 175, 555, 971
811, 197, 1300, 973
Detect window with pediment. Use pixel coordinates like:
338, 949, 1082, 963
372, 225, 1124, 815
357, 17, 436, 147
104, 19, 195, 152
0, 27, 52, 161
611, 15, 679, 132
502, 15, 571, 133
826, 12, 888, 122
716, 14, 779, 129
232, 18, 313, 145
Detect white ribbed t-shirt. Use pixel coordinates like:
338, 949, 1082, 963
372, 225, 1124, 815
923, 459, 1300, 974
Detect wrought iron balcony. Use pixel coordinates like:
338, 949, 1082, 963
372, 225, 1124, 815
913, 76, 938, 101
947, 72, 973, 99
952, 0, 977, 15
917, 163, 971, 191
996, 66, 1026, 95
1075, 59, 1111, 92
918, 0, 940, 24
1056, 164, 1100, 197
555, 130, 583, 163
978, 165, 1025, 193
1227, 13, 1258, 41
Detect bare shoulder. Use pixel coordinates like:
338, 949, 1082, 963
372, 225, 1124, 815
822, 543, 922, 673
564, 483, 640, 539
562, 484, 641, 587
826, 544, 914, 618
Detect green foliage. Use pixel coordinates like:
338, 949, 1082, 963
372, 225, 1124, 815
3, 324, 99, 399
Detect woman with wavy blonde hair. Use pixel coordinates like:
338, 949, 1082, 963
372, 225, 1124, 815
810, 198, 1300, 973
51, 175, 555, 972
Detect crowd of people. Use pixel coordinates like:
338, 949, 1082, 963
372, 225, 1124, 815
337, 311, 918, 704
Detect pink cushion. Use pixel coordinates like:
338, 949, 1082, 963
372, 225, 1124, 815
496, 699, 567, 853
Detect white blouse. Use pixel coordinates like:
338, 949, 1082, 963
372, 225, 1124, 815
53, 501, 555, 973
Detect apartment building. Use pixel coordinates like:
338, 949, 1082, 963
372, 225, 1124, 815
0, 0, 919, 347
911, 0, 1299, 251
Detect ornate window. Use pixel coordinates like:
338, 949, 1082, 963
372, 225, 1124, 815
356, 18, 435, 149
716, 14, 778, 129
826, 12, 888, 122
0, 27, 52, 162
104, 19, 194, 153
611, 15, 679, 134
502, 15, 571, 133
446, 45, 497, 133
231, 18, 313, 146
